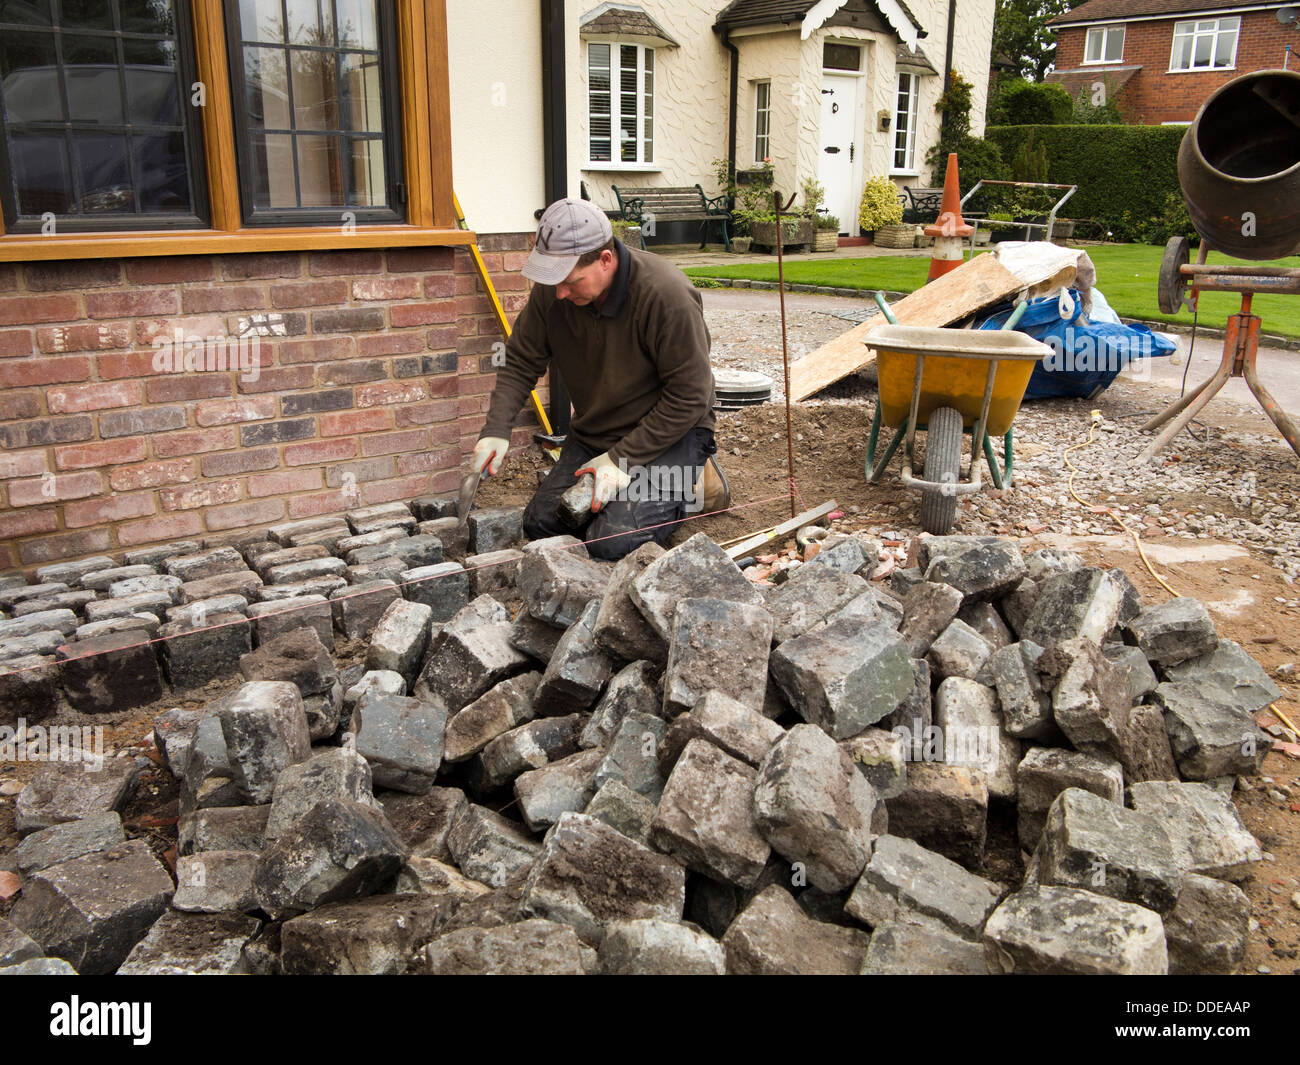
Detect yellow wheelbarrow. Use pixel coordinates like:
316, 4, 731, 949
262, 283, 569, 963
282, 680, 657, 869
865, 296, 1052, 534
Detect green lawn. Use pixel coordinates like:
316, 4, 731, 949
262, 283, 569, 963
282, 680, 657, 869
684, 244, 1300, 338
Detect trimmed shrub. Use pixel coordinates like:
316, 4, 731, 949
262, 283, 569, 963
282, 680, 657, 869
859, 175, 904, 231
992, 79, 1073, 126
985, 124, 1187, 242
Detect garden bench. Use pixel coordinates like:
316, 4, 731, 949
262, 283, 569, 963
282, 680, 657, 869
611, 184, 731, 251
901, 186, 944, 224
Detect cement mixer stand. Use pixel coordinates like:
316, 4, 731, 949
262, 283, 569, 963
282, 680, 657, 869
1137, 235, 1300, 464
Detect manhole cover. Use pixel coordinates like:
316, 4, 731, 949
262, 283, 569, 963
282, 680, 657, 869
713, 369, 773, 410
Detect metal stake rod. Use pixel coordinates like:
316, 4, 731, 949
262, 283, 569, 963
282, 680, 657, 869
774, 189, 799, 519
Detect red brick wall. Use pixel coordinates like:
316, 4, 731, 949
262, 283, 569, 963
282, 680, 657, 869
0, 237, 543, 572
1055, 10, 1298, 124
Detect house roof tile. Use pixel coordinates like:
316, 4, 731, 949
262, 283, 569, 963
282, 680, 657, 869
714, 0, 818, 29
896, 41, 939, 74
1045, 64, 1141, 100
1049, 0, 1292, 27
581, 5, 680, 44
714, 0, 926, 37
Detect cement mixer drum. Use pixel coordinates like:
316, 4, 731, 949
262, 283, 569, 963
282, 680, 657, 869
1178, 69, 1300, 261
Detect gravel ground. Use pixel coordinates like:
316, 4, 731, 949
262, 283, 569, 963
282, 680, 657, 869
702, 289, 1300, 593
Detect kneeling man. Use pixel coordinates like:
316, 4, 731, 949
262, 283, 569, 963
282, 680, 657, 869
471, 198, 718, 561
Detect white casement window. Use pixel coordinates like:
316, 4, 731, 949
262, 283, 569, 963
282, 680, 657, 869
754, 80, 771, 162
1084, 24, 1125, 64
893, 72, 919, 173
1170, 17, 1240, 72
588, 42, 654, 165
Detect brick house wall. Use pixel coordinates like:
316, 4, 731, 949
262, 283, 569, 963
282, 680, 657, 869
1054, 9, 1298, 124
0, 237, 542, 573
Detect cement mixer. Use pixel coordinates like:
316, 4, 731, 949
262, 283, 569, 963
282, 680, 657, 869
1141, 69, 1300, 463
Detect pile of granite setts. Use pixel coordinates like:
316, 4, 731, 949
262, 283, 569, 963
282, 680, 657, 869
0, 509, 1282, 975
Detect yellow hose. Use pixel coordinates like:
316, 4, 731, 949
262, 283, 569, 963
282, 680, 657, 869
1062, 410, 1179, 598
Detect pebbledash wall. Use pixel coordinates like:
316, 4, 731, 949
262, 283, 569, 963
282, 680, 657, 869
1053, 10, 1300, 125
0, 237, 540, 574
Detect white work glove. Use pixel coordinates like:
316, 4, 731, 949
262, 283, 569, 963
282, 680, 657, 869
471, 436, 509, 476
575, 452, 631, 512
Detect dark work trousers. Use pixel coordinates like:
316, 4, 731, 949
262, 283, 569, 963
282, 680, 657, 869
523, 427, 716, 561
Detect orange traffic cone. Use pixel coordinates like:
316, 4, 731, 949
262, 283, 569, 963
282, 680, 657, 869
923, 153, 974, 282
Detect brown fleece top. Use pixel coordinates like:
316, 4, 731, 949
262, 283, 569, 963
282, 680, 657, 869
479, 238, 716, 468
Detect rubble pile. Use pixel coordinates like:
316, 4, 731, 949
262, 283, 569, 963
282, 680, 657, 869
0, 502, 1284, 975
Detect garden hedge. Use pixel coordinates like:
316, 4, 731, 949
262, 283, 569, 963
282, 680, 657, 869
984, 124, 1187, 238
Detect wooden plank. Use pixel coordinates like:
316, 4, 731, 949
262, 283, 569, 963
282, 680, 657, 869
0, 228, 477, 262
789, 253, 1025, 403
192, 0, 241, 232
425, 0, 456, 229
725, 500, 839, 560
398, 0, 433, 230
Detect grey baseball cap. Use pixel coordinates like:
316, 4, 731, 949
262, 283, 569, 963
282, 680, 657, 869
523, 198, 614, 285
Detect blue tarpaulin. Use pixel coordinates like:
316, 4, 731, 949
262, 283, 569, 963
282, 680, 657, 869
976, 289, 1177, 400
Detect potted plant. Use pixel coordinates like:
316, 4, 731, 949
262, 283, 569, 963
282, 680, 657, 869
799, 178, 838, 251
731, 235, 752, 253
858, 175, 903, 240
814, 214, 839, 251
874, 222, 917, 249
747, 214, 806, 251
987, 210, 1015, 242
1048, 217, 1076, 242
716, 157, 800, 251
611, 218, 641, 246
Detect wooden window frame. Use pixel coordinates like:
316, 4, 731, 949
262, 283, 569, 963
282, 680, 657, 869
892, 71, 920, 175
0, 0, 471, 262
223, 0, 406, 227
753, 80, 771, 165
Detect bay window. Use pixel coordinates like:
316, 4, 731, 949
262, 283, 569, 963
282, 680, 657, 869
0, 0, 460, 261
588, 41, 654, 166
0, 0, 209, 231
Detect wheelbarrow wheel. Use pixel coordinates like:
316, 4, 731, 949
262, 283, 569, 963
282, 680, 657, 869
920, 406, 962, 535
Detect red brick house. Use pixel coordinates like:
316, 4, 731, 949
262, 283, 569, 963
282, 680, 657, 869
0, 0, 999, 576
1046, 0, 1300, 124
0, 1, 547, 573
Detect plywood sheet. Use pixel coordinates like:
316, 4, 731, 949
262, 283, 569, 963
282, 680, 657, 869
790, 253, 1025, 402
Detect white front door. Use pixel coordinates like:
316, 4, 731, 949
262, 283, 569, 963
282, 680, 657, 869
818, 73, 857, 236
